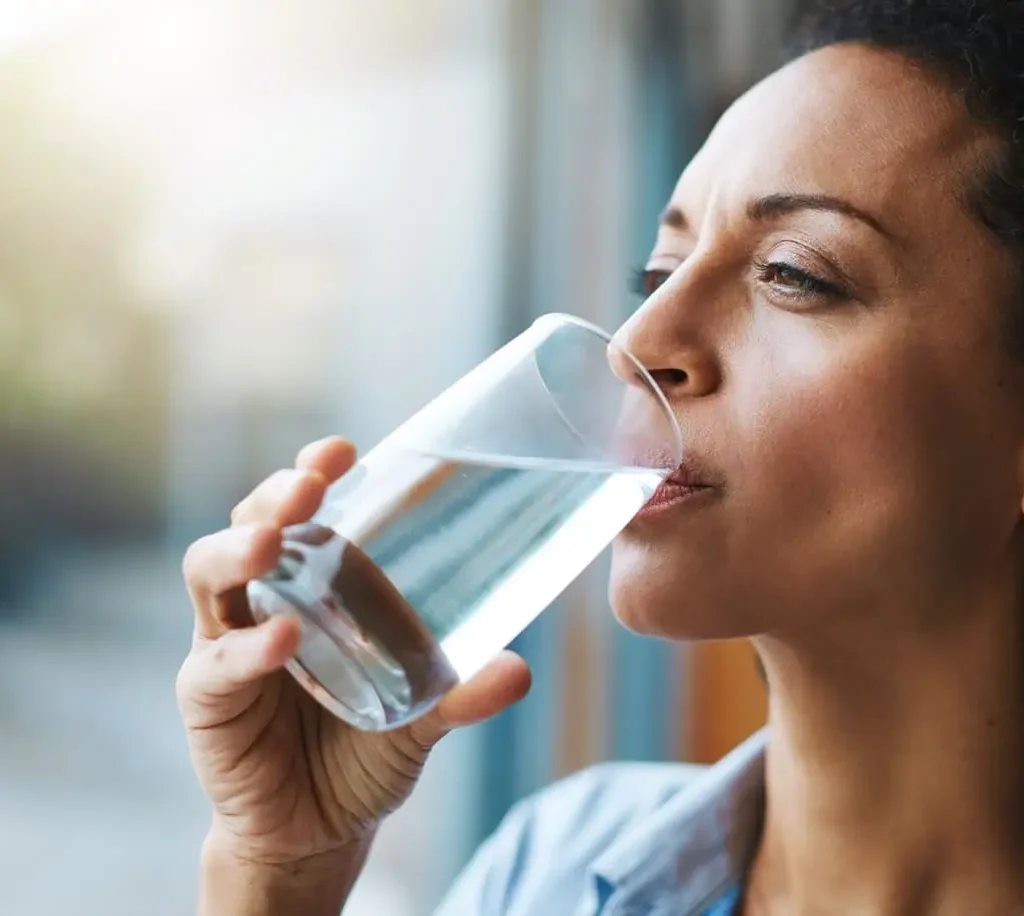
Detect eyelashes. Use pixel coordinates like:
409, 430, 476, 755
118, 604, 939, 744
630, 260, 851, 303
630, 265, 671, 299
751, 257, 849, 301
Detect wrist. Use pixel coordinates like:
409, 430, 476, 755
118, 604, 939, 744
199, 825, 374, 916
204, 817, 373, 869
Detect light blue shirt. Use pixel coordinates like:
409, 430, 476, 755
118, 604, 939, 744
435, 729, 766, 915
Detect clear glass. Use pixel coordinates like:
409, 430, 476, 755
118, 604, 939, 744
247, 313, 682, 730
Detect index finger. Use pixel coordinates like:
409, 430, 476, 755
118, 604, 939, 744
183, 524, 282, 641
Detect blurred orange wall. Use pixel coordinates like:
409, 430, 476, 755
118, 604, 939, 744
681, 640, 767, 764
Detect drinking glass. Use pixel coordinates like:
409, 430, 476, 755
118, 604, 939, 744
247, 313, 682, 730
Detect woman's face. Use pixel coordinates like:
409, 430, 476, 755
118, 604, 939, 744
609, 44, 1024, 643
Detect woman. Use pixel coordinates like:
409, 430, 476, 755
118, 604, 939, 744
177, 1, 1024, 913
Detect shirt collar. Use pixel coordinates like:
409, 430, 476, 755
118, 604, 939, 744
590, 728, 767, 915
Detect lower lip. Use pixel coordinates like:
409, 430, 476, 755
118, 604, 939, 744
633, 482, 716, 519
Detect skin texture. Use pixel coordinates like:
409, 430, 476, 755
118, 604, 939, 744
180, 44, 1024, 916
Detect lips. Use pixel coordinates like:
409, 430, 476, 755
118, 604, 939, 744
637, 458, 722, 514
612, 434, 723, 512
663, 461, 716, 490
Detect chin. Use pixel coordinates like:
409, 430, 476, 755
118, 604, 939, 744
608, 537, 761, 641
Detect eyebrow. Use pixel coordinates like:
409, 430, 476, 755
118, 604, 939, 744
748, 193, 895, 240
660, 193, 897, 241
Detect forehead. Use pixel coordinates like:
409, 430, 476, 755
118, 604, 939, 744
675, 45, 994, 243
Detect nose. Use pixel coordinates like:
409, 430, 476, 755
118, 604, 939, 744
609, 294, 721, 401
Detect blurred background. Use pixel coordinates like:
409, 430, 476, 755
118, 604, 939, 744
0, 0, 797, 912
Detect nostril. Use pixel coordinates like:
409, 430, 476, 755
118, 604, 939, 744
650, 368, 688, 389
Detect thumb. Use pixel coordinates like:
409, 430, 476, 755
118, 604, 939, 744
410, 651, 532, 746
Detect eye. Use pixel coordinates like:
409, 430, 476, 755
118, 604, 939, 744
630, 265, 673, 299
754, 258, 848, 301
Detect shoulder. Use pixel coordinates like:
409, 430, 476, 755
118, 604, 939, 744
513, 760, 705, 857
435, 761, 705, 915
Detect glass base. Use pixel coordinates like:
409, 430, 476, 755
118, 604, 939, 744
246, 536, 459, 731
248, 580, 395, 729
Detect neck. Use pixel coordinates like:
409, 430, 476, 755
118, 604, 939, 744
747, 586, 1024, 916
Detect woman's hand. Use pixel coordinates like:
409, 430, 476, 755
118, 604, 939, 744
177, 436, 532, 878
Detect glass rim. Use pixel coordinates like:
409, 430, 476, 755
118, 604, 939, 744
531, 312, 683, 469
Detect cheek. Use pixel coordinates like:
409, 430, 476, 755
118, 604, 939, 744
732, 338, 1015, 605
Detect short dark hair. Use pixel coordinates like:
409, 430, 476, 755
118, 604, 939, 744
791, 0, 1024, 355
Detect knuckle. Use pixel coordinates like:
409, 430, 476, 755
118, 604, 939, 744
183, 529, 245, 589
229, 499, 248, 525
176, 637, 233, 707
174, 656, 197, 706
293, 469, 325, 498
182, 535, 211, 584
271, 467, 301, 487
244, 470, 300, 520
296, 439, 321, 461
209, 639, 229, 667
407, 713, 448, 752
